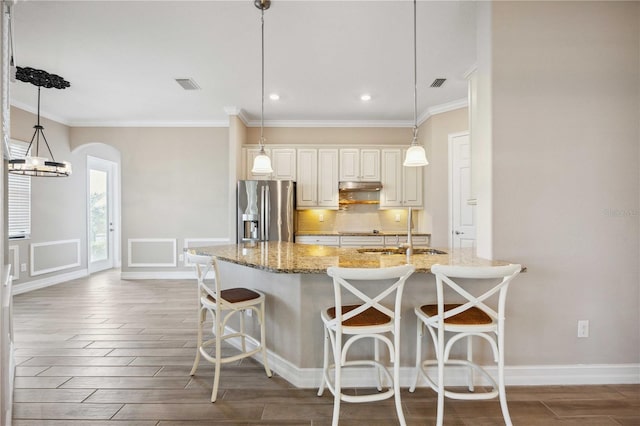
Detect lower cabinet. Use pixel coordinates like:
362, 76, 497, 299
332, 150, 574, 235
296, 235, 430, 247
295, 236, 340, 246
339, 236, 385, 247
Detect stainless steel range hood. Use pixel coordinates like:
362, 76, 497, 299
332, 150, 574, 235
338, 181, 383, 192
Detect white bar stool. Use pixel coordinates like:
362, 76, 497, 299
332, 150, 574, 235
186, 253, 272, 402
318, 264, 416, 426
409, 263, 522, 426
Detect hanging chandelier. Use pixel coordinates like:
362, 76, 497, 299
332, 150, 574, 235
403, 0, 429, 167
8, 66, 72, 177
251, 0, 273, 175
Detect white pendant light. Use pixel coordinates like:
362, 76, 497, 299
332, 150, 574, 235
403, 0, 428, 167
251, 0, 273, 175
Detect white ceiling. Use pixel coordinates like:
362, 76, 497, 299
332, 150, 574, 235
8, 0, 477, 127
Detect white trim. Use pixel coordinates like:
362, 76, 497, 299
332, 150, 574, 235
7, 246, 18, 281
10, 100, 71, 126
67, 120, 230, 128
224, 106, 250, 126
19, 100, 470, 129
463, 63, 478, 80
12, 269, 88, 295
220, 324, 640, 388
418, 98, 469, 126
245, 119, 415, 128
30, 239, 81, 277
127, 238, 177, 268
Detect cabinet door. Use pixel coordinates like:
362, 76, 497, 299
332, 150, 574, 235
402, 148, 423, 207
271, 148, 296, 180
296, 149, 318, 208
360, 149, 381, 181
318, 149, 339, 209
380, 149, 402, 208
246, 148, 272, 180
339, 149, 359, 181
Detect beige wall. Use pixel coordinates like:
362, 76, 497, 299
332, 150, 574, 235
10, 107, 86, 286
70, 126, 229, 273
491, 1, 639, 364
246, 126, 411, 146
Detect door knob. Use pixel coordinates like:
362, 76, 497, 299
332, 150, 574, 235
455, 231, 464, 235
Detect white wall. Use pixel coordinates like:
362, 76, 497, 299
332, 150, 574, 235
490, 1, 639, 364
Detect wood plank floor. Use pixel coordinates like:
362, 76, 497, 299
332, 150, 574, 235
11, 269, 639, 425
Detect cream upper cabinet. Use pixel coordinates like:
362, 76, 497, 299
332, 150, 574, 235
296, 148, 318, 208
246, 148, 296, 180
317, 149, 339, 208
379, 148, 423, 208
245, 148, 272, 180
339, 148, 380, 181
297, 148, 338, 210
380, 149, 403, 208
402, 148, 423, 207
271, 148, 297, 180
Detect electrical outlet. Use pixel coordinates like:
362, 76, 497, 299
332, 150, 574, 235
394, 213, 401, 222
319, 214, 324, 222
577, 320, 589, 338
20, 263, 26, 272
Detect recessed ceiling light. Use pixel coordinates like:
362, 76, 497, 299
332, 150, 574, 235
269, 93, 280, 101
360, 94, 372, 101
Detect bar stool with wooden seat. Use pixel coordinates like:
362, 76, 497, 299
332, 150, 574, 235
186, 252, 272, 402
318, 264, 416, 426
409, 263, 522, 426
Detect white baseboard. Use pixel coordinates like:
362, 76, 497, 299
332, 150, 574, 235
12, 269, 88, 295
220, 326, 640, 388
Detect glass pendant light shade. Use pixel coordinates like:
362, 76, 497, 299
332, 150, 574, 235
403, 144, 429, 167
252, 146, 273, 174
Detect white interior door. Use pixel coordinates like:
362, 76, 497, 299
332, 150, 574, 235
87, 156, 118, 273
449, 133, 476, 249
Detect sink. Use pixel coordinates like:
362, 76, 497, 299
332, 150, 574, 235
356, 248, 447, 256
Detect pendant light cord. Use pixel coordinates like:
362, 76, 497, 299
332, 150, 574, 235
412, 0, 418, 144
260, 6, 265, 146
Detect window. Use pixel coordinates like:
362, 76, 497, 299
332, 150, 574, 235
8, 139, 31, 238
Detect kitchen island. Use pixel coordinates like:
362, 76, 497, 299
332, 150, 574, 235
188, 242, 517, 388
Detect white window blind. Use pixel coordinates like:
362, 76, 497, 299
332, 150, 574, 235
8, 140, 31, 238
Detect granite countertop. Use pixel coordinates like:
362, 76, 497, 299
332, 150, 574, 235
296, 231, 431, 237
189, 241, 515, 274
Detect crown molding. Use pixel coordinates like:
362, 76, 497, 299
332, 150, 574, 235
417, 97, 468, 126
11, 100, 71, 126
12, 99, 468, 129
245, 119, 415, 128
224, 106, 250, 126
67, 120, 230, 128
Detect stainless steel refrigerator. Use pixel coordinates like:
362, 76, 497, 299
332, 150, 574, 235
237, 180, 296, 243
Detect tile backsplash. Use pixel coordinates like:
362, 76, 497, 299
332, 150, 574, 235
297, 205, 413, 233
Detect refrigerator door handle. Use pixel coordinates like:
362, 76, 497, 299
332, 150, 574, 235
264, 184, 271, 241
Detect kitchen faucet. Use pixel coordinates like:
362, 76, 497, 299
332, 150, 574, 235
406, 206, 413, 256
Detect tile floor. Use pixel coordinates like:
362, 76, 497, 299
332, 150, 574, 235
10, 269, 640, 425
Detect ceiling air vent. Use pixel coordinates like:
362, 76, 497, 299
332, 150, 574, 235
175, 78, 201, 90
430, 78, 446, 88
